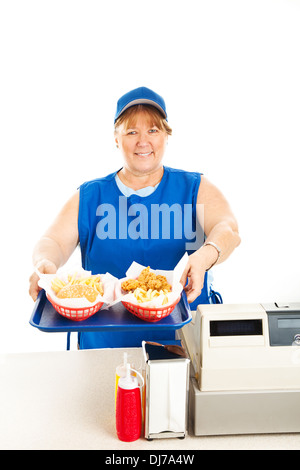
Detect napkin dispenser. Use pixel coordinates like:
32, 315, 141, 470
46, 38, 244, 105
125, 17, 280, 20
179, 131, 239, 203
142, 341, 190, 440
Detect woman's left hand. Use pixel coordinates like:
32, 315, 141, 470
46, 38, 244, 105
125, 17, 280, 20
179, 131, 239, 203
180, 251, 207, 303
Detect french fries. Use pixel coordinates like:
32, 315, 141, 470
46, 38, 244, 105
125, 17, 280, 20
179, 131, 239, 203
51, 273, 104, 297
133, 287, 169, 305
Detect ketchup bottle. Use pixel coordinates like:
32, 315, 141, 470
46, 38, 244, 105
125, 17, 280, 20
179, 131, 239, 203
116, 364, 142, 442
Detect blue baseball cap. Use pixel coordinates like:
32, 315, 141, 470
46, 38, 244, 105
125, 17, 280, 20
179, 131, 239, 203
114, 86, 167, 123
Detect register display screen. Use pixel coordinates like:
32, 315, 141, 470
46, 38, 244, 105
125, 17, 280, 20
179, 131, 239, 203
210, 319, 263, 336
278, 318, 300, 328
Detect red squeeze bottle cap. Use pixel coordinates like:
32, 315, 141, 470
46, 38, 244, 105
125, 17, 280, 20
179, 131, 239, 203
118, 363, 137, 389
119, 364, 144, 389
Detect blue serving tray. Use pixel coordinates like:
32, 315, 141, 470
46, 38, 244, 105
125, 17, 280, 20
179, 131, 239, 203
29, 289, 192, 333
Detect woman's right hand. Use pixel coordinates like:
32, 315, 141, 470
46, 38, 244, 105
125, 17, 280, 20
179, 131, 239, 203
29, 259, 57, 301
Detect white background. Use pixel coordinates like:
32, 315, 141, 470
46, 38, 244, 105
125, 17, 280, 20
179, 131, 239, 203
0, 0, 299, 353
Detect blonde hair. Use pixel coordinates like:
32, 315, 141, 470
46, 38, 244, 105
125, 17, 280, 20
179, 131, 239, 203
114, 104, 172, 136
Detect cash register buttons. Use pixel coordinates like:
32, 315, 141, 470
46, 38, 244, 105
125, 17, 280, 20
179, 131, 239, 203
293, 334, 300, 345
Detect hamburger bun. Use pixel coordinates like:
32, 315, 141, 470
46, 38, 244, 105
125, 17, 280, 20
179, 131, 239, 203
57, 284, 99, 303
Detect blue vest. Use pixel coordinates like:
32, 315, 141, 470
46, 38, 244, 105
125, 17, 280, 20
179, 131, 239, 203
78, 166, 213, 348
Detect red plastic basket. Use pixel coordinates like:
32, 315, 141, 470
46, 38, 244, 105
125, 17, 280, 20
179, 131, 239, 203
47, 294, 104, 322
122, 296, 180, 323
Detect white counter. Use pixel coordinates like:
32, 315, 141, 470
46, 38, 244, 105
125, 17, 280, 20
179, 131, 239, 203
0, 348, 299, 450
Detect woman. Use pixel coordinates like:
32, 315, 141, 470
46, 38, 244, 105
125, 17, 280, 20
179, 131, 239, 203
29, 86, 241, 348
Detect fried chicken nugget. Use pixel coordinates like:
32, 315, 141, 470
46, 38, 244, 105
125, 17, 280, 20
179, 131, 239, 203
121, 267, 171, 293
121, 279, 140, 292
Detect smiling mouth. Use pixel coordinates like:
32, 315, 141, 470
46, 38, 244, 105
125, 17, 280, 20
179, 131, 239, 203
135, 151, 153, 157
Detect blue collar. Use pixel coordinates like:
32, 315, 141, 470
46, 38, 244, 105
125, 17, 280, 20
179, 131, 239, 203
115, 173, 160, 197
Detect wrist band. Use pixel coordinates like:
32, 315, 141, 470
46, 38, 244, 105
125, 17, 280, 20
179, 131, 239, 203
203, 241, 221, 271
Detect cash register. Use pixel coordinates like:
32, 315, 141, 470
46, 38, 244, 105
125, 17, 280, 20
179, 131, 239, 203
180, 302, 300, 436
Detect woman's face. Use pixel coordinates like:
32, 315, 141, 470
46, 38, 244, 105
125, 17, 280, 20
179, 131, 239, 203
115, 110, 168, 177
